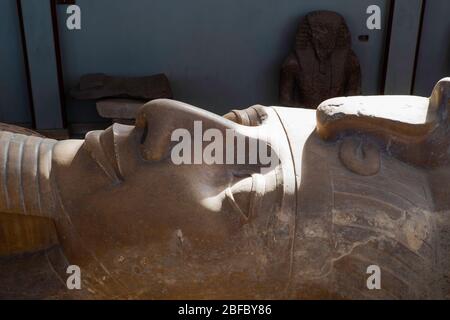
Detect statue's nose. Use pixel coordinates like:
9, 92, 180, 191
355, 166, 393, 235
135, 99, 243, 162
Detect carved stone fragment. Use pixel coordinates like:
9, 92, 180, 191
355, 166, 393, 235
71, 73, 173, 101
280, 11, 361, 109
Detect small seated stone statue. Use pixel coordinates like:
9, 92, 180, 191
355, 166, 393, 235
280, 11, 361, 109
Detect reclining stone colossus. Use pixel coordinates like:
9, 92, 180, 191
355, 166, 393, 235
0, 78, 449, 299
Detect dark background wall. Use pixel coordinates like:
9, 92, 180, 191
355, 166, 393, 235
0, 0, 448, 132
413, 0, 450, 96
0, 0, 31, 125
56, 0, 390, 124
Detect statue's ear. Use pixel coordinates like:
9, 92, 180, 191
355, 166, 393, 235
428, 77, 450, 123
134, 99, 238, 161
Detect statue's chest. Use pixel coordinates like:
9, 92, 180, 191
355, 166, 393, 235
291, 137, 439, 299
297, 48, 349, 94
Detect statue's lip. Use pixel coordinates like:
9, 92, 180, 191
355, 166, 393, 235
84, 125, 128, 185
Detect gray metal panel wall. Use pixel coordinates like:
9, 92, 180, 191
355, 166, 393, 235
0, 0, 31, 125
413, 0, 450, 97
56, 0, 391, 123
20, 0, 64, 129
384, 0, 423, 94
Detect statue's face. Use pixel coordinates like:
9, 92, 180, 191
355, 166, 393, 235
52, 100, 301, 298
307, 12, 344, 57
310, 23, 338, 52
51, 97, 441, 299
7, 79, 449, 299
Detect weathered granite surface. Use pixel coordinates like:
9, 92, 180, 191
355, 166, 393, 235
1, 78, 450, 299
